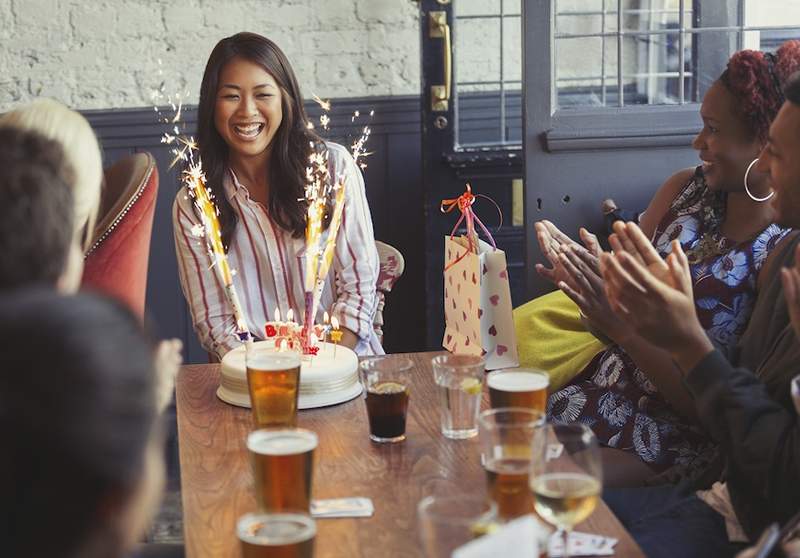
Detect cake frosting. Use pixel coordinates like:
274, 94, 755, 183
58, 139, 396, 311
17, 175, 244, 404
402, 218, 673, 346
217, 341, 361, 410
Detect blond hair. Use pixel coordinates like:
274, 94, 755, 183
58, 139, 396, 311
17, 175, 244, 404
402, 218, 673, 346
0, 99, 102, 251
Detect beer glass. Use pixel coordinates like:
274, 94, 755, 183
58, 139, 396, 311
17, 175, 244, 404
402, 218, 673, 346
431, 354, 485, 439
237, 512, 315, 558
248, 428, 317, 513
487, 368, 549, 414
478, 408, 543, 520
417, 494, 498, 558
359, 356, 412, 443
246, 347, 301, 428
530, 422, 602, 558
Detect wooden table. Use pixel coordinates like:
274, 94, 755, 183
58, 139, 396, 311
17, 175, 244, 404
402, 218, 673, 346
177, 352, 644, 557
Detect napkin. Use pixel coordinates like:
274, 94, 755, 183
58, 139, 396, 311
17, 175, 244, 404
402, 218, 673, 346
548, 531, 618, 557
452, 515, 546, 558
311, 497, 374, 518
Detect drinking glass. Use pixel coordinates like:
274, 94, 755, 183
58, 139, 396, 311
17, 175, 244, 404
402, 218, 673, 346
431, 354, 485, 439
359, 356, 413, 443
487, 368, 549, 413
237, 512, 316, 558
529, 422, 602, 558
248, 428, 317, 513
246, 346, 301, 428
417, 494, 498, 558
478, 407, 543, 520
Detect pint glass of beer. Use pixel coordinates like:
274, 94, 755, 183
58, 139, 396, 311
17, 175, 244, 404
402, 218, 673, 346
478, 408, 543, 520
237, 512, 315, 558
487, 368, 549, 414
248, 428, 317, 512
359, 356, 413, 443
246, 347, 301, 428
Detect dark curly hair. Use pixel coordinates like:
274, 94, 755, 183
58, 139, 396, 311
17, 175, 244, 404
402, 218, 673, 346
197, 32, 325, 250
720, 40, 800, 142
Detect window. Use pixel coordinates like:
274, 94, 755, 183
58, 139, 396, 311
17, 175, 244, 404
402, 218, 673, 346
555, 0, 800, 109
453, 0, 522, 148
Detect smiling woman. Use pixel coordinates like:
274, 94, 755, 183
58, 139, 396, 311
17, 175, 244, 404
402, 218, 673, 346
514, 40, 800, 487
173, 32, 382, 359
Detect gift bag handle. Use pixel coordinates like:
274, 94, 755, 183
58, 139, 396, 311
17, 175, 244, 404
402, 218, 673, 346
441, 184, 503, 270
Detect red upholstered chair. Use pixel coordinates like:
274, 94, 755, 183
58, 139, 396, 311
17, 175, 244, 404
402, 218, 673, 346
81, 152, 158, 320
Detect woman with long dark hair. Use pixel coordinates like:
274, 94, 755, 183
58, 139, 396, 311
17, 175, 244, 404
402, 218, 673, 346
174, 32, 381, 357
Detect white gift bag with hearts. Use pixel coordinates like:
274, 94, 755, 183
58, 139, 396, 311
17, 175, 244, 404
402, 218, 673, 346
443, 235, 519, 370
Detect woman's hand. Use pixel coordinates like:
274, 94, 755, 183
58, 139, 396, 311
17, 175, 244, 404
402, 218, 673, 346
534, 220, 601, 287
781, 243, 800, 342
600, 229, 712, 371
154, 338, 183, 413
608, 221, 675, 288
557, 244, 632, 344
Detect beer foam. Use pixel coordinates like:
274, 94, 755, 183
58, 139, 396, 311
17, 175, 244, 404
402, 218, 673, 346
237, 512, 316, 545
487, 370, 549, 392
246, 350, 301, 371
248, 429, 318, 456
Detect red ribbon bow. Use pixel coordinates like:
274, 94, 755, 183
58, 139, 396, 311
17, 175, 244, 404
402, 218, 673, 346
441, 184, 502, 270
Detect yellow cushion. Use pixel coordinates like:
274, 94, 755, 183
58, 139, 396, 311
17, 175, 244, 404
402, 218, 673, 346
513, 290, 607, 391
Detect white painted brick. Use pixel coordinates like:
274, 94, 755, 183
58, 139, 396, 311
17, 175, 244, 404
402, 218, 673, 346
71, 4, 118, 42
164, 5, 206, 34
2, 0, 424, 110
116, 3, 165, 37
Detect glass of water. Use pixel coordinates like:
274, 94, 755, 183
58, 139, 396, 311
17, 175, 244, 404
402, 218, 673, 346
431, 354, 485, 439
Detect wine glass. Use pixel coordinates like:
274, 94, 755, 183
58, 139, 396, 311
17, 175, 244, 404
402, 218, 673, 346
529, 422, 602, 558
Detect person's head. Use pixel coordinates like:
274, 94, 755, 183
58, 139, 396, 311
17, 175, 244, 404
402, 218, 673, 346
756, 73, 800, 228
197, 32, 320, 248
692, 41, 800, 193
0, 98, 103, 251
0, 125, 82, 292
0, 290, 164, 558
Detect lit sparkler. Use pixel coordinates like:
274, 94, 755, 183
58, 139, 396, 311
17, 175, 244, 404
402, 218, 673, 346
153, 83, 251, 344
300, 98, 374, 349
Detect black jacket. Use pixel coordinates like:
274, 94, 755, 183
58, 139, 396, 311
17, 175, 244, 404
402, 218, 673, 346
685, 233, 800, 539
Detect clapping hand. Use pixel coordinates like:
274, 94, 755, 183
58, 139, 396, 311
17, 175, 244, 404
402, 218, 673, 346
534, 220, 601, 287
600, 222, 707, 358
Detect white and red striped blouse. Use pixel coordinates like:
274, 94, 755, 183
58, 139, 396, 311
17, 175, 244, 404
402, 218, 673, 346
173, 143, 383, 358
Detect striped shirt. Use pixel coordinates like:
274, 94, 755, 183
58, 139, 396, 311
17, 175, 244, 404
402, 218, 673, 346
173, 142, 383, 358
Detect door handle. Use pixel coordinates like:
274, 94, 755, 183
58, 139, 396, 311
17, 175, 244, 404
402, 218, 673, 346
429, 11, 451, 112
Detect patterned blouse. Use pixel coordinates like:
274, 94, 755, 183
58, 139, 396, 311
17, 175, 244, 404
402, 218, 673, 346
173, 143, 383, 358
547, 167, 789, 473
653, 167, 789, 351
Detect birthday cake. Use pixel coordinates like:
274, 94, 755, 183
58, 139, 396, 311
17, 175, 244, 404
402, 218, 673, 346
217, 341, 361, 410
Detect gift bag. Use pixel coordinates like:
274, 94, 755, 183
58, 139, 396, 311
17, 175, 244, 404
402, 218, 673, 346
441, 186, 519, 370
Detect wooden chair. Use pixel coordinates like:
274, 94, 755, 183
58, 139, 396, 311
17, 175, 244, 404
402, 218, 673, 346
81, 152, 158, 320
374, 240, 405, 344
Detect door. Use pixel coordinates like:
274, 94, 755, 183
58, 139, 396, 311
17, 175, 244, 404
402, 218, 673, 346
420, 0, 526, 349
523, 0, 800, 299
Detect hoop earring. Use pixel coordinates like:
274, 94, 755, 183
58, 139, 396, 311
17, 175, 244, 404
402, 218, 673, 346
744, 158, 774, 202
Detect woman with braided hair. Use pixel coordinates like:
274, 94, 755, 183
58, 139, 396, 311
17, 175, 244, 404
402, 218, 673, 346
536, 40, 800, 486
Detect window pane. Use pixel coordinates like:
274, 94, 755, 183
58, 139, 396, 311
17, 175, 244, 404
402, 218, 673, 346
457, 0, 500, 17
555, 35, 619, 108
454, 0, 522, 147
621, 32, 684, 105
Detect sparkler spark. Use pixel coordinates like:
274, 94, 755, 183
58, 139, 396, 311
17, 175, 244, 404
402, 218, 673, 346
152, 84, 251, 342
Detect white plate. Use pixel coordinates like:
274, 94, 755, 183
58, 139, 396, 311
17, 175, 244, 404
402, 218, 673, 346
216, 381, 363, 410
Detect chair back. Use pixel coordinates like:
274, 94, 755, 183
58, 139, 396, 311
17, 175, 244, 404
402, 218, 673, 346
81, 152, 158, 320
374, 240, 405, 343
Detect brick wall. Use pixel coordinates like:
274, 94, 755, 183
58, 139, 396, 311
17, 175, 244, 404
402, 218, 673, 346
0, 0, 420, 111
